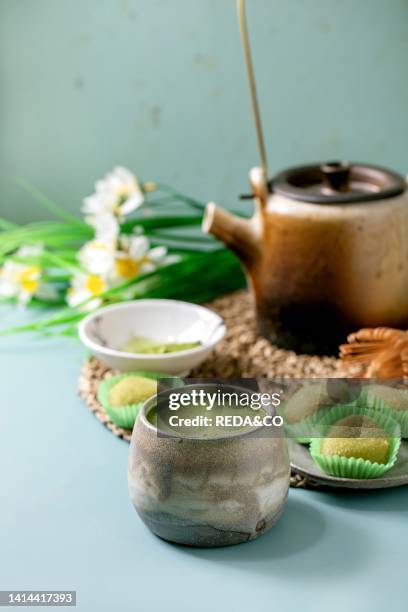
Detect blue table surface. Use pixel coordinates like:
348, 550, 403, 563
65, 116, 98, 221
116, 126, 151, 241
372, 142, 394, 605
1, 305, 407, 612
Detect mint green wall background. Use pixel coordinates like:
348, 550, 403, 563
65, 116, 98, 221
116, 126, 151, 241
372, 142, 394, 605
1, 0, 407, 223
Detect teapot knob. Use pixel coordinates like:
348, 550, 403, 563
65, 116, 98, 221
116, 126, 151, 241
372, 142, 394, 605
321, 161, 350, 191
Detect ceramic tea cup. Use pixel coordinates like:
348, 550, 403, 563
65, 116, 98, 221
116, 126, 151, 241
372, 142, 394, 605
128, 383, 290, 547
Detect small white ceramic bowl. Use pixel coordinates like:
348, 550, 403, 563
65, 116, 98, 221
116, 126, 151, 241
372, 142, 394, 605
78, 299, 225, 375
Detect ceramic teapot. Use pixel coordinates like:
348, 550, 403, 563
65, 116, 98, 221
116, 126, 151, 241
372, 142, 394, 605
203, 161, 408, 355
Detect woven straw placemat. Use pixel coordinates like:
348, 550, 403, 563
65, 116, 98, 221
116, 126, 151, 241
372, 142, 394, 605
78, 289, 349, 488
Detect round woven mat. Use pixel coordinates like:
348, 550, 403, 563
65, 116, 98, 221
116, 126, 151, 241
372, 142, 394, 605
78, 289, 350, 488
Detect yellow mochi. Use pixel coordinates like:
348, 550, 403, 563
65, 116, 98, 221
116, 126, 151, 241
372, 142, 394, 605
108, 376, 157, 408
320, 415, 390, 464
366, 385, 408, 411
284, 382, 329, 424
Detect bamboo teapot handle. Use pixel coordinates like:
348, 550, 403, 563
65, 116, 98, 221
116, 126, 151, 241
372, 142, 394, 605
249, 167, 269, 210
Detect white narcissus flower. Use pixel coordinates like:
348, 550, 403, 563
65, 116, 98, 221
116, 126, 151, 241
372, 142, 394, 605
78, 240, 116, 277
113, 235, 149, 281
124, 234, 150, 259
66, 272, 107, 311
148, 246, 170, 263
0, 245, 43, 304
67, 231, 174, 310
86, 213, 120, 243
82, 166, 144, 220
113, 236, 170, 280
103, 166, 145, 215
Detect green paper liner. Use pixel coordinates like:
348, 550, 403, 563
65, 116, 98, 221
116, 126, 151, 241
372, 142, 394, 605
283, 410, 330, 444
98, 372, 181, 430
283, 403, 359, 444
357, 386, 408, 439
279, 383, 331, 444
309, 404, 401, 479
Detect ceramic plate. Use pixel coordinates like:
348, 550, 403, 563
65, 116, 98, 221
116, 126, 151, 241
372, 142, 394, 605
289, 439, 408, 489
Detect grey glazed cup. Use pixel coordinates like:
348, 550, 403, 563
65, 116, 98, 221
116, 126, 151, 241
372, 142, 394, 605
128, 384, 290, 547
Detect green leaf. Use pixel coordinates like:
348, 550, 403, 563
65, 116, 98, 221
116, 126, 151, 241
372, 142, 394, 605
15, 177, 86, 227
121, 214, 202, 234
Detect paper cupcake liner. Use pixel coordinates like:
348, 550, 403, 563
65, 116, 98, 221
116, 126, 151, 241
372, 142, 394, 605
309, 404, 401, 479
292, 436, 313, 445
357, 387, 408, 439
284, 414, 327, 444
98, 372, 182, 430
283, 403, 358, 444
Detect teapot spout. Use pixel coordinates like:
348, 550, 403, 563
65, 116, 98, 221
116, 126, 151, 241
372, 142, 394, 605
202, 202, 259, 267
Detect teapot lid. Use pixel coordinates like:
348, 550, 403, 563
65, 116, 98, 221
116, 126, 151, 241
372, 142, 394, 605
270, 161, 406, 204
